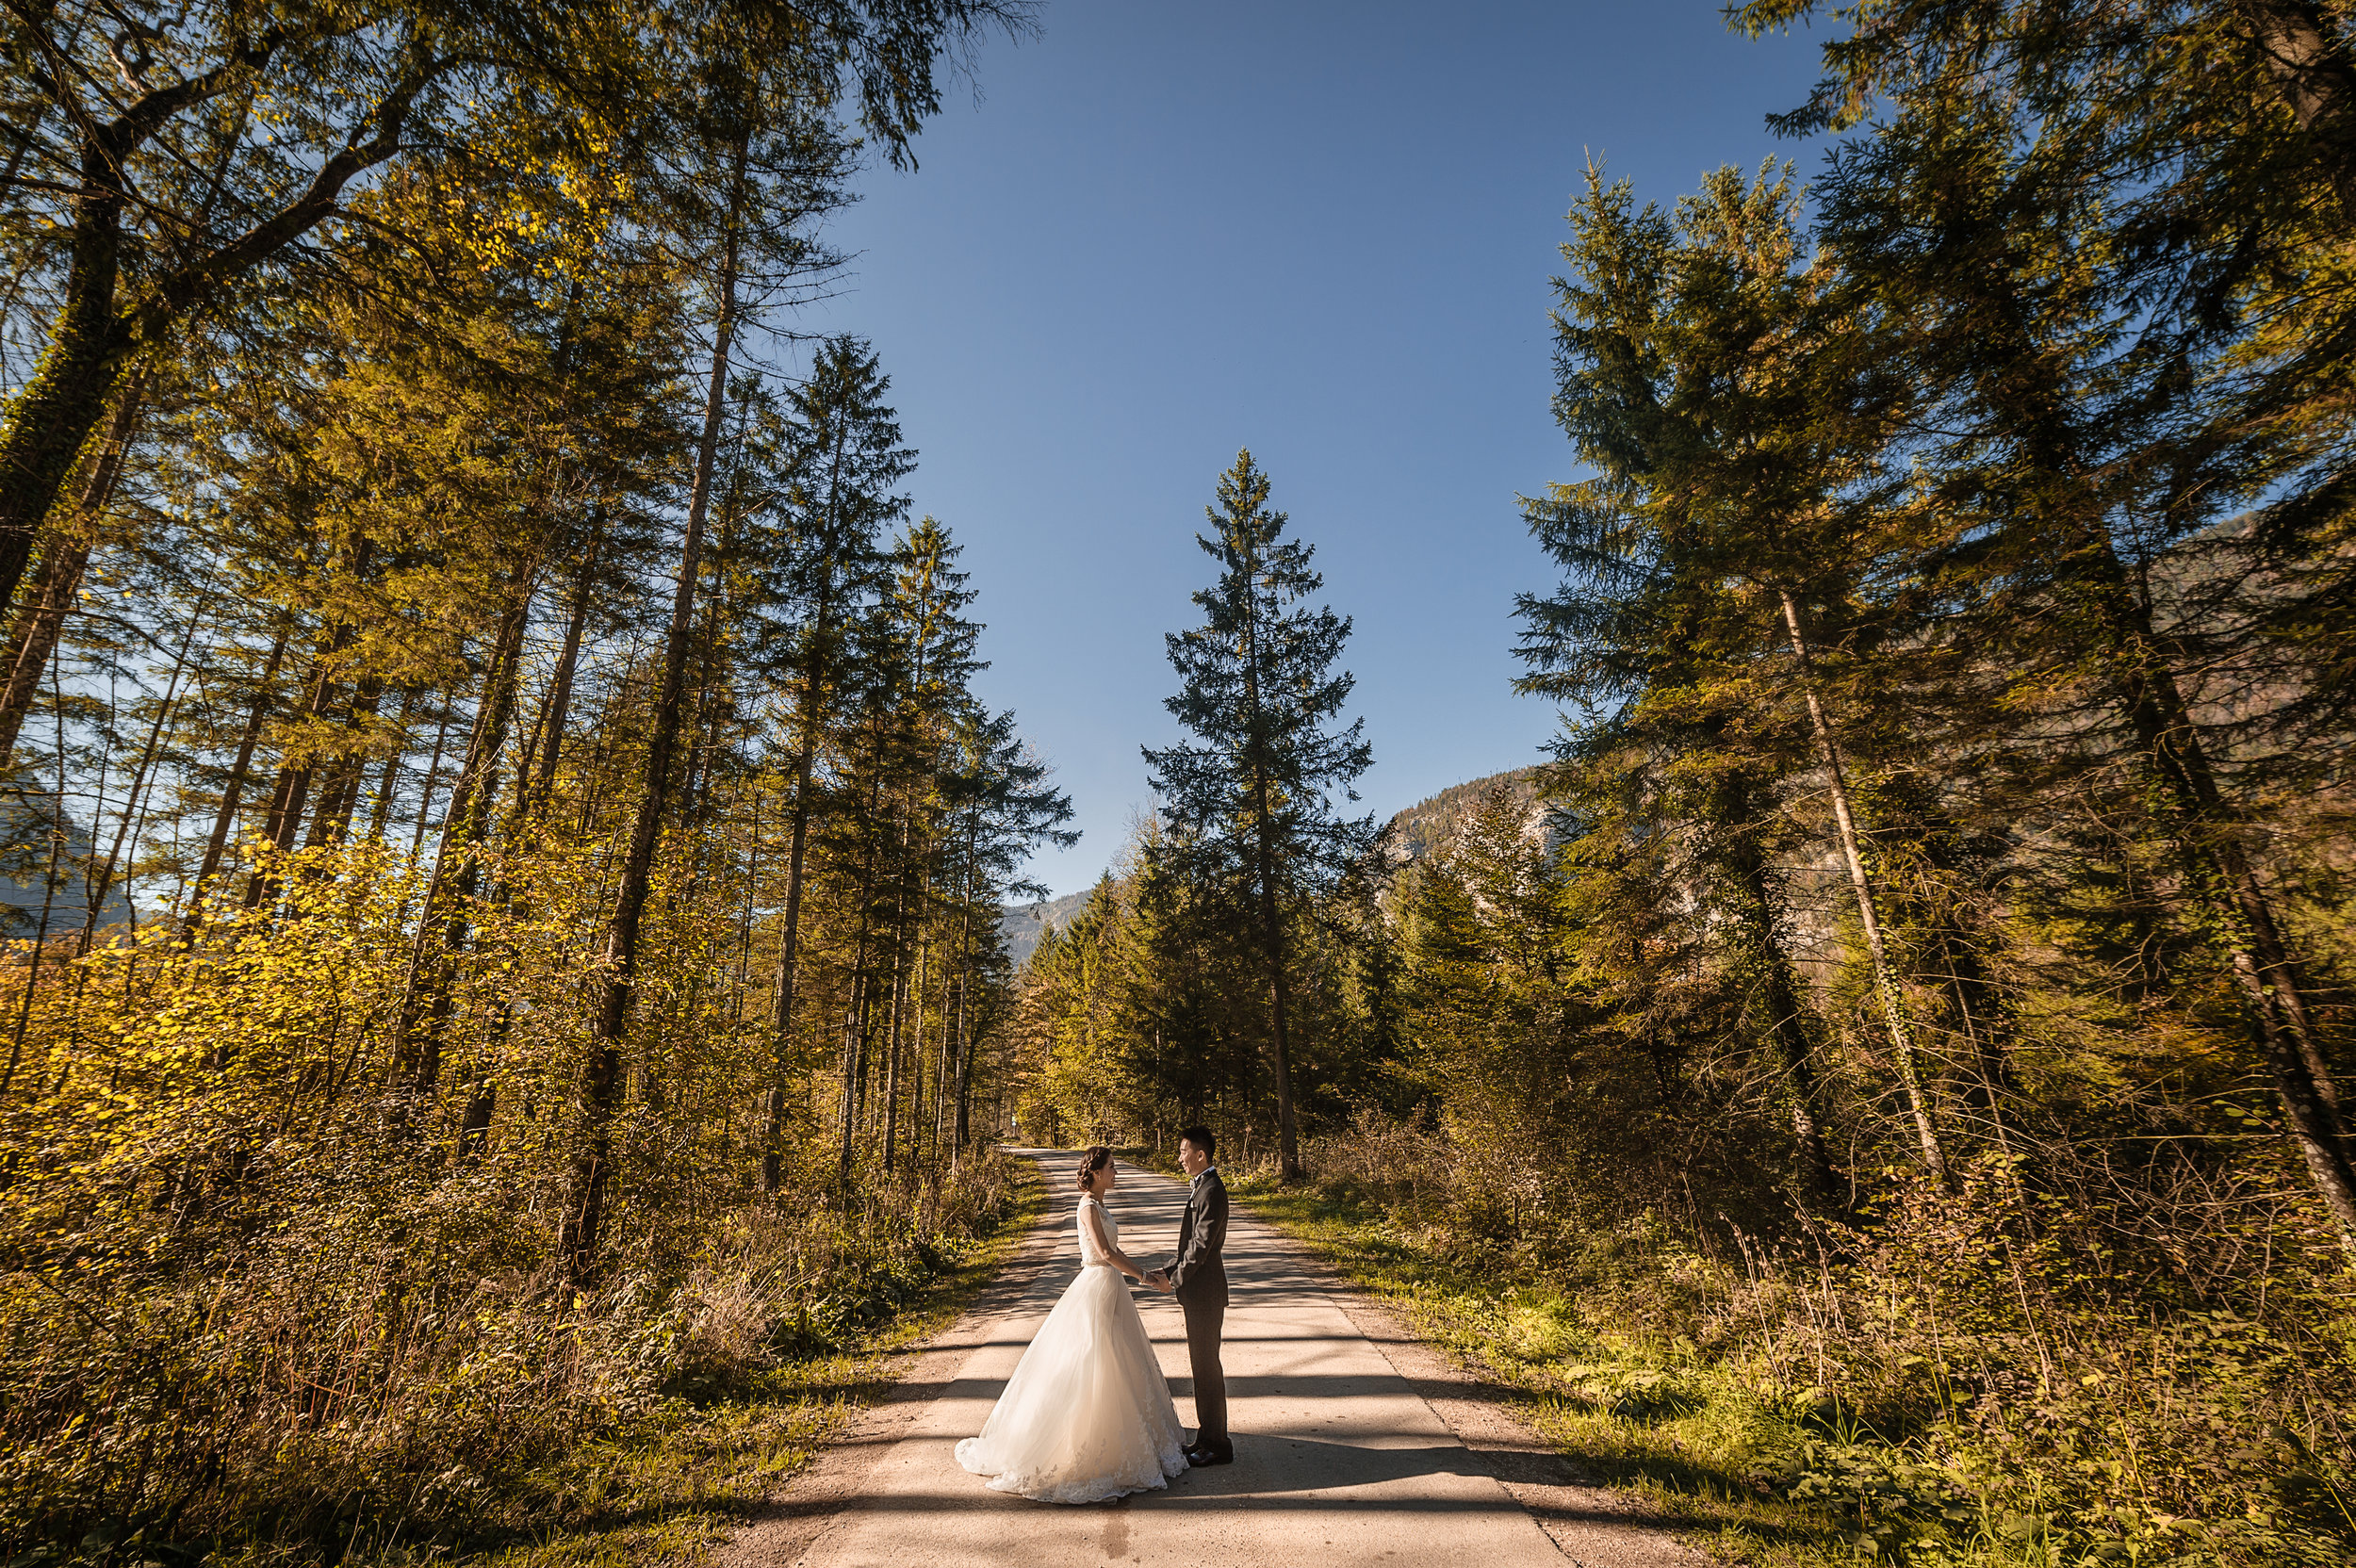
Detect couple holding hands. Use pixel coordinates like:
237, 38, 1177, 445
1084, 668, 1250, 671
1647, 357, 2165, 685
955, 1130, 1234, 1504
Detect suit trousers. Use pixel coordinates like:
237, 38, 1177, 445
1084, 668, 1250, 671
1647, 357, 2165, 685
1178, 1291, 1230, 1454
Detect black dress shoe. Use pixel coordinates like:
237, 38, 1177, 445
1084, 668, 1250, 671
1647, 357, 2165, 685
1186, 1446, 1234, 1466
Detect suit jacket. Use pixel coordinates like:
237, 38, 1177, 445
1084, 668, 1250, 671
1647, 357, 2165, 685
1168, 1168, 1229, 1308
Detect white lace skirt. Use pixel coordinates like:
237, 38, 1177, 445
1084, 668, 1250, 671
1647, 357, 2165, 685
955, 1262, 1188, 1503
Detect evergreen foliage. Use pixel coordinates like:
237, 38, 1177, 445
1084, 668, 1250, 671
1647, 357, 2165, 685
1143, 450, 1373, 1179
6, 3, 2356, 1563
1004, 9, 2356, 1565
0, 4, 1066, 1557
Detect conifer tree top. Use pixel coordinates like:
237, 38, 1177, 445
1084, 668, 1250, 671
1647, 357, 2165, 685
1144, 449, 1374, 892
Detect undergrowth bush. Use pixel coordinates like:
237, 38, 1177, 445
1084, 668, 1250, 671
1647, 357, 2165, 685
1230, 1113, 2356, 1568
0, 1144, 1027, 1563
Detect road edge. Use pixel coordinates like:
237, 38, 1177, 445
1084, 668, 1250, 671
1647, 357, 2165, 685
718, 1156, 1066, 1567
1232, 1193, 1708, 1568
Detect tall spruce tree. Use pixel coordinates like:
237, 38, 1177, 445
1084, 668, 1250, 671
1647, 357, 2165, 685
752, 335, 910, 1192
0, 1, 1017, 642
561, 19, 857, 1274
1517, 166, 1902, 1200
940, 704, 1077, 1149
1737, 0, 2356, 1236
1144, 450, 1372, 1181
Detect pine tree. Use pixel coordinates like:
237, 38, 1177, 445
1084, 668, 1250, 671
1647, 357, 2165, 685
750, 335, 910, 1190
1144, 450, 1372, 1181
1751, 2, 2356, 1235
561, 29, 856, 1273
1517, 165, 1918, 1199
939, 705, 1077, 1150
0, 2, 1019, 633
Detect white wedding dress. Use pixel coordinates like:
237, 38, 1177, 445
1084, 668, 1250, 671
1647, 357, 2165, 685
955, 1194, 1188, 1502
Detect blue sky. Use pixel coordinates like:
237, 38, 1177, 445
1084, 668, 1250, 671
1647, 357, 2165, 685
795, 2, 1830, 897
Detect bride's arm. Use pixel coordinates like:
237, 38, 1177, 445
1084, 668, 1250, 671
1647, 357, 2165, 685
1082, 1201, 1145, 1282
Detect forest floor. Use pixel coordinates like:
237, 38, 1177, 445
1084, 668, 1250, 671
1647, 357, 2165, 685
450, 1171, 1051, 1568
720, 1150, 1697, 1568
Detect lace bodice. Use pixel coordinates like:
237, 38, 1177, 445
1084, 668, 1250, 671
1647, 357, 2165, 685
1077, 1195, 1117, 1267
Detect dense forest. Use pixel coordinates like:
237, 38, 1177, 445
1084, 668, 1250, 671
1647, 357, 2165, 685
1009, 5, 2356, 1565
7, 1, 2356, 1565
0, 1, 1081, 1559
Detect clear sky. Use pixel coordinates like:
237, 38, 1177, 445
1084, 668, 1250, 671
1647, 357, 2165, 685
794, 2, 1830, 898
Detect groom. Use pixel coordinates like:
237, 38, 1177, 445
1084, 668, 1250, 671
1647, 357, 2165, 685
1145, 1127, 1232, 1465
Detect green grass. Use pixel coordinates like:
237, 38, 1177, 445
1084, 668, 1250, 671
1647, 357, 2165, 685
1224, 1171, 1924, 1568
252, 1167, 1052, 1568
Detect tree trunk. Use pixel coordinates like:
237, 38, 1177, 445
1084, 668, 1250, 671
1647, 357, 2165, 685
879, 791, 920, 1175
500, 689, 551, 847
527, 510, 604, 821
0, 371, 147, 768
0, 535, 95, 773
1237, 536, 1303, 1181
839, 970, 866, 1180
762, 726, 823, 1188
2236, 0, 2356, 212
365, 685, 418, 842
883, 936, 907, 1175
838, 873, 879, 1190
245, 530, 375, 903
1939, 927, 2017, 1152
1724, 831, 1843, 1207
951, 873, 978, 1154
1252, 817, 1303, 1181
908, 935, 930, 1168
931, 921, 957, 1157
458, 1075, 496, 1161
0, 141, 133, 624
1778, 589, 1948, 1184
241, 623, 352, 909
185, 630, 290, 933
0, 47, 432, 620
392, 581, 532, 1096
761, 564, 842, 1191
409, 685, 457, 859
761, 388, 867, 1192
304, 678, 383, 848
77, 610, 205, 950
837, 769, 892, 1188
562, 133, 747, 1280
2073, 552, 2356, 1236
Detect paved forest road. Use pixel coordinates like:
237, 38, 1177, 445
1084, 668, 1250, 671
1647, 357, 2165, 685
727, 1151, 1698, 1568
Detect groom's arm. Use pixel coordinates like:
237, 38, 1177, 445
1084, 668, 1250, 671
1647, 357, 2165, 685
1166, 1182, 1227, 1293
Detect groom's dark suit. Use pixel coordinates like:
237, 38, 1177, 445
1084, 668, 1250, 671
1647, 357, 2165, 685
1166, 1167, 1231, 1460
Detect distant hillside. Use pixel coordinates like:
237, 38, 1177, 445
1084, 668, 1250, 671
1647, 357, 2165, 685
1383, 765, 1544, 864
999, 767, 1547, 966
0, 799, 132, 936
999, 888, 1093, 968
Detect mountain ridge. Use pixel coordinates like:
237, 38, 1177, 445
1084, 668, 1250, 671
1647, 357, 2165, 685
999, 887, 1094, 968
997, 765, 1543, 964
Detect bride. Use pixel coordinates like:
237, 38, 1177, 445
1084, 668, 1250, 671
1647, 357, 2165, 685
955, 1147, 1188, 1502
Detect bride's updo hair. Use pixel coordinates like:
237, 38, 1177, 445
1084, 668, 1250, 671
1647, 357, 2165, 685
1074, 1146, 1113, 1193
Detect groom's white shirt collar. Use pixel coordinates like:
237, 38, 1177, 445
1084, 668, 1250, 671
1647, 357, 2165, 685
1190, 1165, 1217, 1187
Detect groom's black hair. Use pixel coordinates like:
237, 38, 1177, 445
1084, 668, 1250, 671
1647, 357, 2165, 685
1177, 1126, 1216, 1160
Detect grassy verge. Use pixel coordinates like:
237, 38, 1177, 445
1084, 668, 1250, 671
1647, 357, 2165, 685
264, 1163, 1050, 1568
1225, 1170, 1884, 1568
